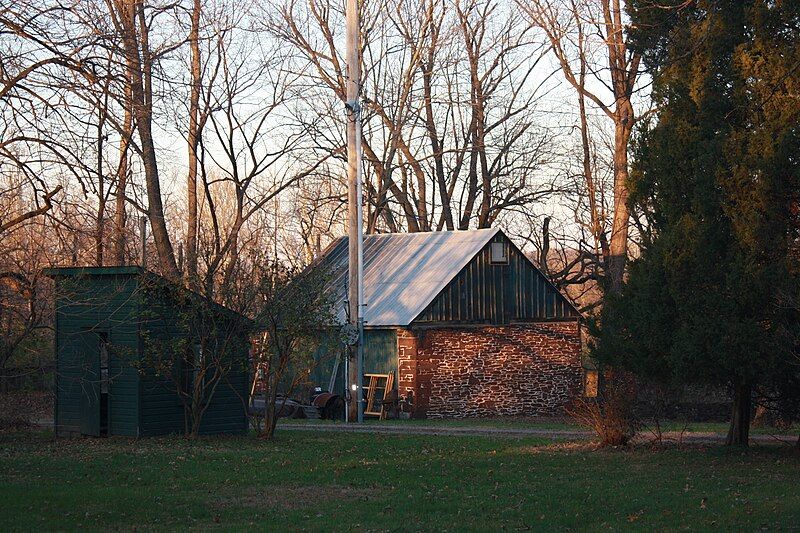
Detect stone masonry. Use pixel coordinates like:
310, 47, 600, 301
397, 321, 582, 419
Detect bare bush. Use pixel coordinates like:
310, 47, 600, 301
566, 371, 638, 447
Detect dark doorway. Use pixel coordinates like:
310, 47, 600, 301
78, 330, 111, 437
98, 332, 110, 436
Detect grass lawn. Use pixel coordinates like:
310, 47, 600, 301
1, 430, 799, 531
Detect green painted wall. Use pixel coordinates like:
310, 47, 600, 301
307, 329, 397, 395
137, 287, 186, 436
308, 340, 346, 395
138, 280, 250, 436
363, 329, 397, 375
51, 268, 249, 437
54, 274, 139, 437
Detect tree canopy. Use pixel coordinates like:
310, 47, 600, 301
592, 0, 800, 445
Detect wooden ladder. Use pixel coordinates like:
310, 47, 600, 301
363, 372, 394, 420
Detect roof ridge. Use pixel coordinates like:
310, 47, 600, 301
363, 227, 499, 238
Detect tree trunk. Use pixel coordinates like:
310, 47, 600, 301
262, 369, 280, 440
523, 0, 640, 291
576, 63, 610, 264
362, 142, 418, 232
95, 110, 106, 267
422, 61, 454, 231
607, 110, 632, 294
539, 216, 550, 274
460, 119, 479, 230
113, 145, 129, 266
473, 80, 490, 229
726, 381, 752, 446
139, 116, 179, 278
114, 84, 132, 266
602, 0, 637, 294
186, 0, 201, 289
117, 0, 179, 280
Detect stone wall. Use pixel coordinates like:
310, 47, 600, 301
397, 322, 582, 419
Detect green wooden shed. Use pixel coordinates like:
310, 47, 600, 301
46, 267, 252, 437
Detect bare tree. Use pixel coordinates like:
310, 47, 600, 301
248, 262, 336, 440
113, 84, 134, 266
0, 1, 92, 235
185, 0, 204, 288
0, 222, 52, 393
104, 0, 181, 280
137, 275, 252, 438
520, 0, 647, 292
269, 0, 560, 235
190, 22, 332, 299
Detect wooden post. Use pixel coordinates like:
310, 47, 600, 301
346, 0, 364, 423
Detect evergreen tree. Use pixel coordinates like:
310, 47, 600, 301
593, 1, 800, 445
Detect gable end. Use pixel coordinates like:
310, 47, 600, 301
412, 232, 579, 325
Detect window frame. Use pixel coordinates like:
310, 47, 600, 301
489, 241, 509, 265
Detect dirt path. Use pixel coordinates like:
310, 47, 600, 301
277, 422, 796, 445
279, 422, 588, 439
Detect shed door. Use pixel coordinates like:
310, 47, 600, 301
363, 330, 397, 375
76, 330, 101, 437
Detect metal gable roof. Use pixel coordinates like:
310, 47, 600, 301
317, 228, 500, 326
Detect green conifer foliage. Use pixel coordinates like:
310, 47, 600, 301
593, 1, 800, 445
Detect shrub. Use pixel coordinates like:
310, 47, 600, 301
566, 371, 638, 447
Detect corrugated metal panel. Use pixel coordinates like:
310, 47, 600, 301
316, 228, 580, 327
317, 228, 500, 326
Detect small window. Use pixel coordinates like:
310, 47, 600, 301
584, 370, 599, 398
490, 242, 508, 264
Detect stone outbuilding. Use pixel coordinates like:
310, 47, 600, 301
313, 228, 586, 419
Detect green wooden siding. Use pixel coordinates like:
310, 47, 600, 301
307, 341, 346, 395
414, 233, 579, 324
138, 281, 249, 436
363, 329, 397, 375
50, 267, 249, 437
138, 288, 186, 436
308, 329, 397, 394
54, 274, 139, 437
